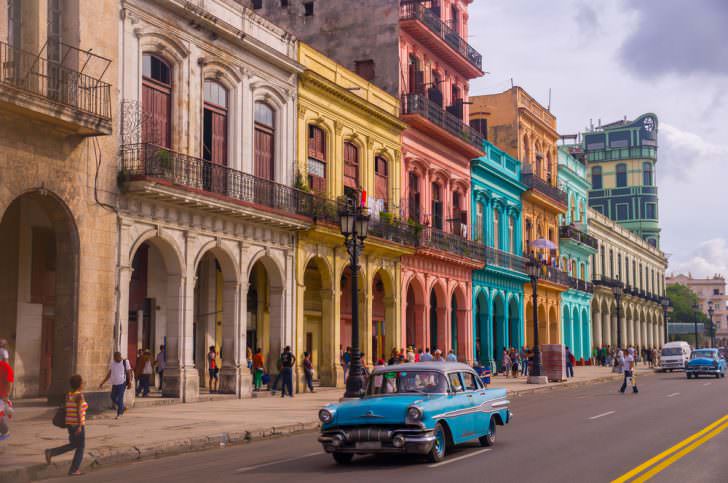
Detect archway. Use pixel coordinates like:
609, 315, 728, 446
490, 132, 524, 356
508, 296, 520, 351
563, 305, 572, 355
548, 306, 558, 345
591, 300, 601, 350
302, 257, 334, 385
371, 270, 395, 364
492, 293, 506, 365
451, 285, 468, 361
538, 304, 548, 346
601, 299, 611, 348
475, 290, 490, 364
339, 265, 366, 360
0, 191, 79, 400
429, 282, 447, 353
581, 307, 590, 361
405, 276, 426, 350
572, 307, 582, 361
248, 255, 285, 377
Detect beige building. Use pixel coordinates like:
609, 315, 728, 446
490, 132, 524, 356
666, 274, 728, 346
589, 208, 668, 350
0, 0, 117, 402
117, 0, 305, 401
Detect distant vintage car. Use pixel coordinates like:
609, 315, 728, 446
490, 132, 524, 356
686, 348, 726, 379
317, 362, 512, 464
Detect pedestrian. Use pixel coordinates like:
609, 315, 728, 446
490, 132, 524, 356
416, 348, 423, 362
270, 352, 283, 395
406, 346, 415, 363
303, 352, 315, 393
246, 347, 253, 373
0, 350, 14, 442
511, 350, 519, 378
446, 350, 457, 362
565, 346, 575, 378
252, 348, 264, 391
342, 346, 352, 382
207, 345, 219, 393
279, 346, 295, 398
155, 345, 166, 391
620, 348, 639, 394
45, 374, 87, 476
134, 349, 153, 397
420, 347, 433, 362
502, 350, 512, 377
521, 346, 529, 376
99, 352, 132, 419
433, 349, 444, 362
0, 338, 9, 363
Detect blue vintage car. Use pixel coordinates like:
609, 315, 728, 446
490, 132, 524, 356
317, 362, 512, 464
686, 348, 726, 379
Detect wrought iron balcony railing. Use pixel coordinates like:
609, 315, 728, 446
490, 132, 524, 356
520, 173, 568, 206
0, 40, 111, 120
401, 93, 484, 151
399, 1, 483, 71
540, 265, 570, 286
420, 226, 487, 263
486, 246, 527, 273
559, 224, 598, 250
568, 276, 594, 293
593, 276, 624, 289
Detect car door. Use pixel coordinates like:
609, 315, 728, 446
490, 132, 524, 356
446, 372, 474, 444
460, 371, 486, 440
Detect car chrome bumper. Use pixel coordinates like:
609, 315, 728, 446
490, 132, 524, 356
687, 368, 721, 374
318, 430, 436, 455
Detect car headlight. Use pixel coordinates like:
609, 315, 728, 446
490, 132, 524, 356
319, 408, 334, 424
407, 406, 423, 421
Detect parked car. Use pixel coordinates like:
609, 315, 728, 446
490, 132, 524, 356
317, 362, 512, 464
686, 349, 726, 379
660, 341, 691, 372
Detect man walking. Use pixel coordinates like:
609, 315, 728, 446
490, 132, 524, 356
279, 346, 295, 398
565, 346, 575, 378
620, 347, 639, 394
0, 349, 13, 441
155, 345, 166, 391
99, 352, 132, 418
135, 349, 154, 397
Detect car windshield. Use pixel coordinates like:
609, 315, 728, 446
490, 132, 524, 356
691, 350, 716, 360
366, 370, 448, 395
662, 347, 682, 356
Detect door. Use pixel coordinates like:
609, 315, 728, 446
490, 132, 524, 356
446, 372, 476, 444
461, 371, 488, 434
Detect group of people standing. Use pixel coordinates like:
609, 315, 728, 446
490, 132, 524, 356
249, 346, 301, 397
591, 345, 659, 370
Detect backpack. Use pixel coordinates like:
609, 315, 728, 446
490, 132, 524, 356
52, 404, 67, 429
281, 351, 294, 368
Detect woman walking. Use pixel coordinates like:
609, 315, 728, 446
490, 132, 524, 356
252, 348, 264, 391
45, 375, 87, 476
303, 352, 315, 393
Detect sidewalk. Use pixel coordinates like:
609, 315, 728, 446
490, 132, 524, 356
0, 365, 640, 482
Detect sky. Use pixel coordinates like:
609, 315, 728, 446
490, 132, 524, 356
467, 0, 728, 279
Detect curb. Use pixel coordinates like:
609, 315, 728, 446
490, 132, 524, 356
0, 421, 321, 483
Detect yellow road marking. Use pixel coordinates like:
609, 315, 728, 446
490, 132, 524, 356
611, 414, 728, 483
632, 420, 728, 482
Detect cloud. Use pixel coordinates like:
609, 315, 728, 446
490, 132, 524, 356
669, 239, 728, 279
574, 2, 600, 37
657, 123, 728, 179
619, 0, 728, 78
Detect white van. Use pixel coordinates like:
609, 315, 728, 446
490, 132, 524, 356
660, 341, 692, 371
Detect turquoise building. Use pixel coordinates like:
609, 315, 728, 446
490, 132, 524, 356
471, 140, 529, 369
557, 145, 598, 362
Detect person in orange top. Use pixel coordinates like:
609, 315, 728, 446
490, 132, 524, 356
252, 348, 265, 391
45, 374, 87, 476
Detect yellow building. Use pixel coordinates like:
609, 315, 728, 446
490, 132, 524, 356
295, 44, 412, 389
471, 87, 569, 346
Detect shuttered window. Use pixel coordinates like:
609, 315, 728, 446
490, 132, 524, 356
142, 54, 172, 148
432, 183, 443, 230
307, 125, 326, 193
254, 102, 275, 180
408, 171, 420, 223
374, 156, 388, 210
343, 142, 359, 189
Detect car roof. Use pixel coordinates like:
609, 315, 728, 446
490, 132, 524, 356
370, 362, 474, 373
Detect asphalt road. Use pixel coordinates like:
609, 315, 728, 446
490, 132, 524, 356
45, 371, 728, 483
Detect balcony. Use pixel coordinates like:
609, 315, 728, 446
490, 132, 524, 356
585, 146, 657, 162
420, 226, 486, 265
540, 265, 570, 287
520, 173, 568, 209
593, 276, 623, 290
568, 276, 594, 293
401, 93, 484, 157
486, 247, 527, 273
0, 40, 111, 135
120, 143, 312, 227
559, 224, 598, 250
399, 1, 483, 78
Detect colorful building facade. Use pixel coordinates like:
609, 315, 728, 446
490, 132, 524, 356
557, 145, 597, 362
581, 114, 660, 248
471, 87, 569, 349
471, 141, 528, 368
294, 43, 411, 388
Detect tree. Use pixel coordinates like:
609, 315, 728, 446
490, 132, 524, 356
666, 284, 709, 325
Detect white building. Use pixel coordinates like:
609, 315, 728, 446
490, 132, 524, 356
666, 274, 728, 346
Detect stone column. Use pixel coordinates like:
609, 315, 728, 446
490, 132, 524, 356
238, 274, 252, 398
219, 281, 241, 395
163, 272, 198, 401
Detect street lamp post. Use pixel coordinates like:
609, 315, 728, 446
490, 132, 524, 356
614, 277, 623, 350
526, 255, 546, 384
692, 302, 700, 348
339, 198, 370, 399
707, 300, 715, 348
660, 298, 671, 345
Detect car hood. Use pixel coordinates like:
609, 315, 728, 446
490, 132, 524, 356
328, 395, 430, 426
688, 358, 718, 366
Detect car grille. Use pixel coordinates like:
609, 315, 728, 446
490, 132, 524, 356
346, 427, 393, 442
692, 365, 714, 371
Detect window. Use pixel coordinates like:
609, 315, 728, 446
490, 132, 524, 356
281, 0, 288, 6
593, 205, 603, 214
343, 142, 359, 190
609, 131, 630, 149
617, 253, 622, 280
354, 59, 375, 82
203, 81, 228, 164
450, 6, 459, 34
461, 372, 479, 391
616, 163, 627, 187
448, 373, 463, 392
375, 156, 389, 211
475, 203, 483, 242
591, 166, 602, 189
645, 203, 656, 219
254, 102, 275, 180
616, 203, 629, 220
252, 0, 262, 9
307, 125, 326, 193
471, 118, 487, 138
304, 1, 314, 16
8, 0, 21, 48
509, 216, 515, 253
408, 54, 424, 94
432, 183, 443, 230
493, 210, 500, 249
643, 162, 653, 186
408, 172, 421, 223
47, 0, 63, 63
142, 54, 172, 147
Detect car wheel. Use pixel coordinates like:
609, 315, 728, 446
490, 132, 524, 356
332, 452, 354, 465
686, 373, 691, 379
428, 423, 447, 463
716, 373, 721, 379
479, 418, 496, 447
